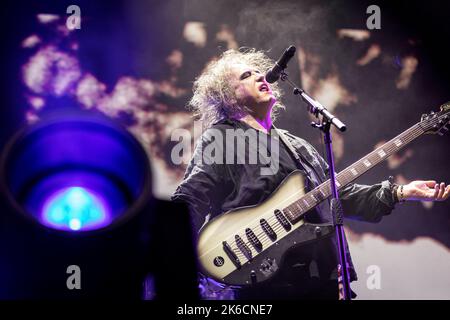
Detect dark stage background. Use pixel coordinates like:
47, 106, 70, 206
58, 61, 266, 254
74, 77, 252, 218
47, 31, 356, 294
0, 0, 449, 299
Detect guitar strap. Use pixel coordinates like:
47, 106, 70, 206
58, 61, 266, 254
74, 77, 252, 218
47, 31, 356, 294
272, 126, 301, 162
272, 126, 319, 183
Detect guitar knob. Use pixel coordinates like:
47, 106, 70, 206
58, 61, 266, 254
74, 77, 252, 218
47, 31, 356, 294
250, 270, 257, 284
315, 226, 322, 236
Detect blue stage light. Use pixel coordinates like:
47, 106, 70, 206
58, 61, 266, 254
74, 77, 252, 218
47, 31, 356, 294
42, 186, 109, 231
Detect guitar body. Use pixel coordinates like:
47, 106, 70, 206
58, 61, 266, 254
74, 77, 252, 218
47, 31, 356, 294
197, 171, 334, 287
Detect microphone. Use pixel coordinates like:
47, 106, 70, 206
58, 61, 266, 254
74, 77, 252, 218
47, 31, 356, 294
265, 45, 296, 83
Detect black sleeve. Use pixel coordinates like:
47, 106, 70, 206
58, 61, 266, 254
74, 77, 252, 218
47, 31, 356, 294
171, 128, 227, 232
338, 180, 396, 223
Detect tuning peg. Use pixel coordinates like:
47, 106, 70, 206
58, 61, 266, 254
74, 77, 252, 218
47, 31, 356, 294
438, 125, 449, 136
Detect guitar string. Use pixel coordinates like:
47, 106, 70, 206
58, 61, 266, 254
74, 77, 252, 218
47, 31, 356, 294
231, 124, 424, 252
227, 125, 425, 259
229, 125, 425, 259
231, 126, 431, 262
231, 131, 425, 260
237, 117, 445, 260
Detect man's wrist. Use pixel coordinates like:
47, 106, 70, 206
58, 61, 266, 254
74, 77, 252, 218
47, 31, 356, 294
397, 184, 406, 202
391, 182, 406, 204
389, 176, 400, 204
392, 184, 399, 203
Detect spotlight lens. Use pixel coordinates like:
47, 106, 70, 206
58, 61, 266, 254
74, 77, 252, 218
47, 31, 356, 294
42, 187, 109, 231
69, 218, 81, 231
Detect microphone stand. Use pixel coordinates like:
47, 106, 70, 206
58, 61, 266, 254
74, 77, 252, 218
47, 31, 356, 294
279, 71, 352, 300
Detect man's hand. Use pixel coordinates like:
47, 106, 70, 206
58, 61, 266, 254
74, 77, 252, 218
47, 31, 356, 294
401, 180, 450, 202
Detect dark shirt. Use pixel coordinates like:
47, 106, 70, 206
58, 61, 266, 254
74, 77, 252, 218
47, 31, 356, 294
172, 118, 396, 299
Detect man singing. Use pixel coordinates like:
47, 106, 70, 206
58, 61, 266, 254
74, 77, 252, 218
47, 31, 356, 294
172, 48, 450, 299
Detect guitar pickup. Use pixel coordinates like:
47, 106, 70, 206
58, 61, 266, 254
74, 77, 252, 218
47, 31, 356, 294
275, 209, 292, 231
222, 241, 241, 269
235, 235, 252, 261
260, 218, 277, 241
246, 228, 263, 252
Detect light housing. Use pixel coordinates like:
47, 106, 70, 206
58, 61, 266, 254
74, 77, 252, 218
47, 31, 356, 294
0, 108, 152, 233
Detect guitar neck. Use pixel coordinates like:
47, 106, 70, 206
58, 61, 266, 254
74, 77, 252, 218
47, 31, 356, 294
283, 123, 425, 222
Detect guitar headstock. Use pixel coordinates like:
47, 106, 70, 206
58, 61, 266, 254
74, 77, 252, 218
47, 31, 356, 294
420, 101, 450, 135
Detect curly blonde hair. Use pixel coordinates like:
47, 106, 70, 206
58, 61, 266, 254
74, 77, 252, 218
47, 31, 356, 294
188, 48, 285, 129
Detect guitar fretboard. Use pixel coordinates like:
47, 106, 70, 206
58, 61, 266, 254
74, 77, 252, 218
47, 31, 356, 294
282, 123, 425, 222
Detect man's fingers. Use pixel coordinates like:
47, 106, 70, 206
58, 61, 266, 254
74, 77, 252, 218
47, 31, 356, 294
441, 185, 450, 201
424, 180, 437, 188
436, 183, 445, 199
436, 183, 446, 200
432, 184, 440, 199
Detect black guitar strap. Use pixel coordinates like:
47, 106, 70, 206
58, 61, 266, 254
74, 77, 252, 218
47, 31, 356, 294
272, 126, 321, 184
272, 126, 301, 162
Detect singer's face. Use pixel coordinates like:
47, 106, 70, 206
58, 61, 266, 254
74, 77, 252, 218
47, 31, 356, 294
230, 64, 276, 111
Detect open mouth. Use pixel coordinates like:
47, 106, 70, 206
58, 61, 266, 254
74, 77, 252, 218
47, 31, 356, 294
259, 84, 270, 92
